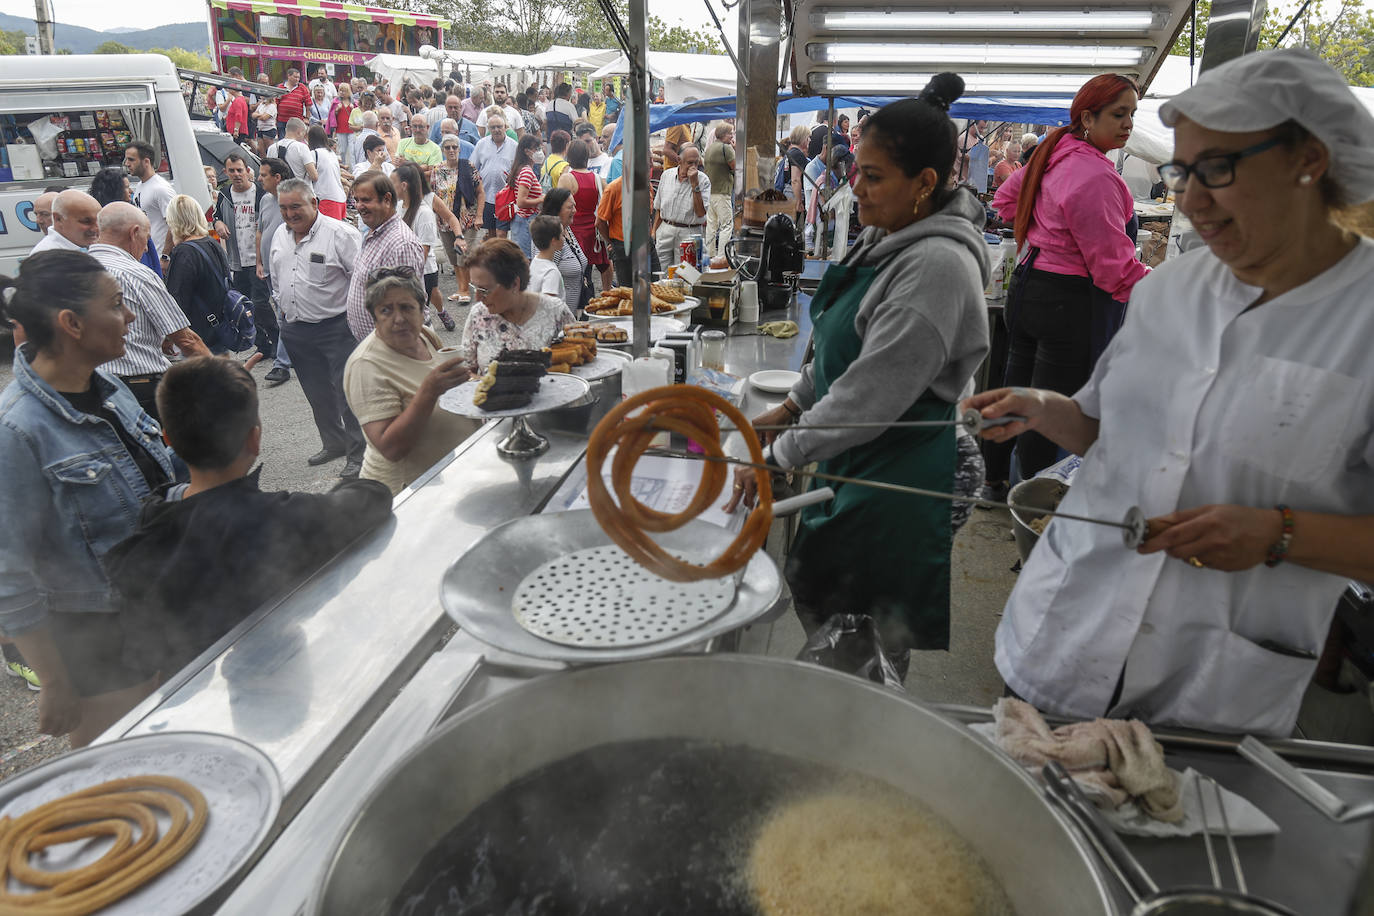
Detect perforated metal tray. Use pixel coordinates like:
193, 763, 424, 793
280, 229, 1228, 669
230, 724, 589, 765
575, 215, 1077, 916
440, 510, 782, 663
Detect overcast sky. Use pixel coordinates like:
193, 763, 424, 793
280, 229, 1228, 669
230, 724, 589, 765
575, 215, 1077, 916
0, 0, 736, 42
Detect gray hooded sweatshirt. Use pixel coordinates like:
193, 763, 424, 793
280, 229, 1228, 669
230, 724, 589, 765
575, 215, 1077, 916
774, 187, 991, 470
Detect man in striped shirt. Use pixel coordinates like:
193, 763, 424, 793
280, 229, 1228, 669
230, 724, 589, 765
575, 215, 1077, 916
347, 171, 424, 340
88, 203, 210, 420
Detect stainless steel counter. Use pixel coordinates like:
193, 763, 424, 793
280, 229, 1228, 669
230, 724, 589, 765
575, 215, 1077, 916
87, 295, 815, 912
98, 394, 609, 822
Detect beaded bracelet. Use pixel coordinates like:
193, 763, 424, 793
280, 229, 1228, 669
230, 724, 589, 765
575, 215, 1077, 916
1264, 504, 1294, 568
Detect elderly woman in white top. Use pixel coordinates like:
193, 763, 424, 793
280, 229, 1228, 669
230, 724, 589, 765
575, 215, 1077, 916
967, 49, 1374, 737
459, 238, 574, 372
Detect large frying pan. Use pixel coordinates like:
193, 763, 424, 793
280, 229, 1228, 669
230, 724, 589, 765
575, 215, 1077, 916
309, 655, 1119, 915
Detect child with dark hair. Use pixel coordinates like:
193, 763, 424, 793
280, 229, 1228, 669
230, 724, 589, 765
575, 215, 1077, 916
528, 214, 565, 300
103, 357, 393, 682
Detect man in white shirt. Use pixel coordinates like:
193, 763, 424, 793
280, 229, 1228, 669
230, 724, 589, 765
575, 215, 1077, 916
268, 119, 318, 182
88, 202, 210, 419
308, 66, 337, 100
472, 115, 516, 239
123, 141, 175, 259
31, 189, 59, 236
476, 84, 522, 139
270, 178, 366, 477
651, 143, 709, 269
577, 123, 611, 178
30, 189, 99, 254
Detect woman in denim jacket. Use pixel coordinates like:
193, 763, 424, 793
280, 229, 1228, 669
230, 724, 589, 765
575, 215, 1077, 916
0, 250, 180, 746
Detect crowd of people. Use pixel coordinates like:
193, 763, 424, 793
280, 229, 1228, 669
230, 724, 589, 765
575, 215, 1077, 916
5, 48, 1371, 753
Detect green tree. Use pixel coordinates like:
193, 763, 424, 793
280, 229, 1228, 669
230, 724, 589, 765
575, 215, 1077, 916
392, 0, 722, 55
1171, 0, 1374, 84
94, 39, 136, 54
648, 15, 722, 54
0, 27, 28, 55
151, 46, 215, 71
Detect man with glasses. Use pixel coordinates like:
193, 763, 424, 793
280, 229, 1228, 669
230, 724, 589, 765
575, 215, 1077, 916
430, 95, 478, 146
347, 171, 425, 340
269, 178, 365, 477
473, 114, 516, 240
397, 114, 442, 180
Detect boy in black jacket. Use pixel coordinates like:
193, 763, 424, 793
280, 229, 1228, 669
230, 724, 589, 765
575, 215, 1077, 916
104, 357, 393, 682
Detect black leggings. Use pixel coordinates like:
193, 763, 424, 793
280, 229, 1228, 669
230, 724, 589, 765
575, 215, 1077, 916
997, 268, 1096, 480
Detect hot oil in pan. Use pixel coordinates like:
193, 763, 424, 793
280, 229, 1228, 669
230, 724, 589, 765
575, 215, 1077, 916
392, 739, 1013, 916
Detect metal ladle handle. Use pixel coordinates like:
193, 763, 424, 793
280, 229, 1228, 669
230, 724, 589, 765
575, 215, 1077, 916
1042, 762, 1160, 902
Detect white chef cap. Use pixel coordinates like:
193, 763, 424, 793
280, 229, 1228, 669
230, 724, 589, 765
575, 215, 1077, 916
1159, 48, 1374, 205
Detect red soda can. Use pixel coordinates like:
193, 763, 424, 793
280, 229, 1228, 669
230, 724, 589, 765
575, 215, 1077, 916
680, 240, 696, 267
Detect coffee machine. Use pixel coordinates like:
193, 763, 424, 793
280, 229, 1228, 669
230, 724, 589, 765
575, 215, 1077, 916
725, 213, 803, 311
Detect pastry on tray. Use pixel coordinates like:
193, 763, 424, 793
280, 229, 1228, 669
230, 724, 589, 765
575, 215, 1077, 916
650, 282, 686, 303
473, 350, 549, 410
596, 326, 629, 343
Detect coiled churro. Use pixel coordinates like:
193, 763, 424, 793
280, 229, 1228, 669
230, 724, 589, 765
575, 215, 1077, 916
0, 774, 208, 915
587, 385, 773, 581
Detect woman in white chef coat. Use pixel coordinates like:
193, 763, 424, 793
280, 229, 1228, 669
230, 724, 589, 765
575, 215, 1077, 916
966, 48, 1374, 737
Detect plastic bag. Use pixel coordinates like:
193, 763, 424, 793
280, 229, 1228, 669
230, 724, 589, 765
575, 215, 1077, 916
796, 614, 905, 690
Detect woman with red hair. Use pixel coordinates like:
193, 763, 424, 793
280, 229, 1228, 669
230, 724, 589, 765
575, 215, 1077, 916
988, 74, 1147, 483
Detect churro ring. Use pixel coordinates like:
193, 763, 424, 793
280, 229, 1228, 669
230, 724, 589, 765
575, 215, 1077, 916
587, 386, 773, 582
0, 774, 208, 915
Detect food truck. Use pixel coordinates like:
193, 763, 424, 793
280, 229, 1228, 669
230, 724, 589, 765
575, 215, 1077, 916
1, 0, 1372, 913
0, 54, 210, 275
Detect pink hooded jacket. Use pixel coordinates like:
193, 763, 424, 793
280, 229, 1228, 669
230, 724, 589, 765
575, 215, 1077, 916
992, 134, 1148, 302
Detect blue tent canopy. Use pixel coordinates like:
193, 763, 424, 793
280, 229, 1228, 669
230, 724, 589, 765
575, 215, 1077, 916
608, 92, 1073, 152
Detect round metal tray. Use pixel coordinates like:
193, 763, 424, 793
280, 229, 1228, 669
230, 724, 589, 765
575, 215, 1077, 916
0, 731, 282, 915
440, 509, 782, 663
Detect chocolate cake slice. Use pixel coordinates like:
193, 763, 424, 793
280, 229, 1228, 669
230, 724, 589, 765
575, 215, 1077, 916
473, 353, 549, 410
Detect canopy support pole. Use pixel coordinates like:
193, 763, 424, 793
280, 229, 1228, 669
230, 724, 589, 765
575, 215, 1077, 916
624, 0, 653, 355
737, 0, 781, 196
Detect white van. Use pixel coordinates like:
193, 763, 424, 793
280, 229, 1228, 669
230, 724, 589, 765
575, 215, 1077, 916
0, 54, 210, 275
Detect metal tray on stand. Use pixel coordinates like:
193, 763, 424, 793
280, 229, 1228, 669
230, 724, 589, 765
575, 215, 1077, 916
440, 509, 782, 663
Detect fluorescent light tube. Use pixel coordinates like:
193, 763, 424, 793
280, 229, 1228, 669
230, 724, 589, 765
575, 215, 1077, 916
814, 9, 1162, 32
808, 71, 1091, 93
810, 42, 1150, 66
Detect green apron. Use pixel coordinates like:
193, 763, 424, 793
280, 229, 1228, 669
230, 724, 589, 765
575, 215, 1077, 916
785, 259, 955, 652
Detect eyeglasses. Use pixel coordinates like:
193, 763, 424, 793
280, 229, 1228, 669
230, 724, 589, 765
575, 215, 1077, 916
469, 282, 492, 298
369, 265, 418, 282
1158, 137, 1282, 192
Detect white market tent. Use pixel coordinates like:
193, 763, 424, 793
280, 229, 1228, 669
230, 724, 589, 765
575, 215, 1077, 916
365, 51, 530, 90
521, 45, 623, 73
590, 50, 740, 103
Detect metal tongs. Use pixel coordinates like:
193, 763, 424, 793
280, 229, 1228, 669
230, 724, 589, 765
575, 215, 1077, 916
1042, 762, 1298, 915
1238, 735, 1374, 822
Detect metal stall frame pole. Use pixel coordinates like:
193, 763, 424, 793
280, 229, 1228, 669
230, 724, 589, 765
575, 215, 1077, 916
626, 0, 653, 355
739, 0, 782, 198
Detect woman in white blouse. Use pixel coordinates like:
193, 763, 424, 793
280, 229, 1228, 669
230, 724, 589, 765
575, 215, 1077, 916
459, 239, 575, 372
306, 125, 348, 220
968, 49, 1374, 737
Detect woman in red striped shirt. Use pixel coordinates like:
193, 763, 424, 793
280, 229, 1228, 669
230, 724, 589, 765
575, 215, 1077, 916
507, 134, 545, 258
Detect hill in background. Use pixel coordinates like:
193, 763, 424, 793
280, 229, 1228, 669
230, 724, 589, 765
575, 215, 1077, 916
0, 13, 209, 55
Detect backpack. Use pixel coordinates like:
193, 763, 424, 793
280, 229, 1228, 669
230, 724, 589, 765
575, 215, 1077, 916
493, 171, 518, 222
185, 241, 256, 352
773, 155, 789, 192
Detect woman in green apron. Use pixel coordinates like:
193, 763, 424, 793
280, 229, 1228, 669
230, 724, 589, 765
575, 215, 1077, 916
728, 75, 991, 672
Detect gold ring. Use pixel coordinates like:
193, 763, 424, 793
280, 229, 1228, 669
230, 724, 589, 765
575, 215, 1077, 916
734, 484, 744, 490
1187, 556, 1205, 568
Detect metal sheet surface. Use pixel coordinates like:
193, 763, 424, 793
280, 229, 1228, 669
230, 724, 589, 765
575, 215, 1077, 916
103, 419, 593, 818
